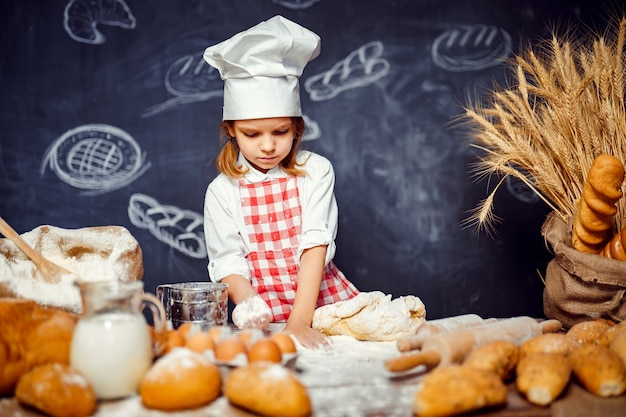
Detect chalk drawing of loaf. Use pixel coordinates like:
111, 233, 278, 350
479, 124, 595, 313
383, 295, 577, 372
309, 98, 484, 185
431, 24, 511, 72
64, 0, 136, 45
128, 193, 207, 259
40, 123, 150, 195
272, 0, 323, 9
304, 41, 390, 101
142, 52, 224, 118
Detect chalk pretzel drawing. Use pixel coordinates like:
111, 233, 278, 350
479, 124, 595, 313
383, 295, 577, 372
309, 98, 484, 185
142, 52, 223, 118
64, 0, 136, 45
431, 24, 512, 72
304, 41, 390, 101
40, 124, 150, 196
128, 193, 207, 259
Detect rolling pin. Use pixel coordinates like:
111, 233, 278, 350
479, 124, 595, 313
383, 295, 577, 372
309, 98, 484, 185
396, 314, 497, 352
385, 316, 562, 373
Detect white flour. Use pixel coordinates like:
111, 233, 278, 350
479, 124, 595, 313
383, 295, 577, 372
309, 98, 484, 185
0, 225, 139, 313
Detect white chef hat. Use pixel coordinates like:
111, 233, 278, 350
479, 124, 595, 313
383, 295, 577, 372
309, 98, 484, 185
203, 15, 321, 120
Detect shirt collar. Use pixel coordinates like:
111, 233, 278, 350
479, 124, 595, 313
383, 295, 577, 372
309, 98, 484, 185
238, 152, 289, 183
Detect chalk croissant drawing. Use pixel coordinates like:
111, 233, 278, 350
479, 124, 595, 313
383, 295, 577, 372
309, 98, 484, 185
304, 41, 390, 101
41, 124, 150, 195
128, 193, 207, 259
431, 24, 511, 72
63, 0, 136, 45
142, 52, 223, 118
272, 0, 323, 9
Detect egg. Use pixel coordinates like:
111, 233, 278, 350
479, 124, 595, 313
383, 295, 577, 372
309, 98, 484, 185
248, 339, 282, 363
185, 331, 216, 353
215, 337, 248, 362
237, 328, 264, 348
163, 330, 186, 354
209, 325, 232, 345
270, 332, 297, 354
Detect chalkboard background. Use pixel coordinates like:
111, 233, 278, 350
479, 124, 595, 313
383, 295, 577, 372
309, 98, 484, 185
0, 0, 618, 320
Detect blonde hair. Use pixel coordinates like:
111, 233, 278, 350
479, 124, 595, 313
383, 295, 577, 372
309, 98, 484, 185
215, 117, 307, 178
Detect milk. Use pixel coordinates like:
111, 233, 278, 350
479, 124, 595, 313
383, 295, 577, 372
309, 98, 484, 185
70, 312, 153, 400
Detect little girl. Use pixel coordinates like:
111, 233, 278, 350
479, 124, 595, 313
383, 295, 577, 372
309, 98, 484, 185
202, 16, 359, 349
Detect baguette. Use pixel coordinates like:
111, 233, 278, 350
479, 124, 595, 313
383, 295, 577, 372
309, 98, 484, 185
412, 365, 507, 417
515, 352, 571, 406
569, 344, 626, 397
462, 340, 519, 381
571, 154, 625, 253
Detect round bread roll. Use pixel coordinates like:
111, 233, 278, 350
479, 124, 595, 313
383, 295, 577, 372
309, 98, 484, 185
15, 363, 96, 417
224, 362, 311, 417
139, 348, 221, 411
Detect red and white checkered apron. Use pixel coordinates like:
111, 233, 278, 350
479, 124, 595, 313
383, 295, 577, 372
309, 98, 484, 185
239, 177, 359, 322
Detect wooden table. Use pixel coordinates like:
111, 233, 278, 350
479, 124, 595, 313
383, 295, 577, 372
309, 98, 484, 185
1, 327, 625, 417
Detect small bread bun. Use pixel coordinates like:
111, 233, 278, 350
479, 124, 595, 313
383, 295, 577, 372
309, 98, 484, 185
139, 348, 221, 411
224, 362, 311, 417
15, 363, 96, 417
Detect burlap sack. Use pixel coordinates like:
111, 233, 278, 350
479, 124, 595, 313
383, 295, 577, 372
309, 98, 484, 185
542, 212, 626, 328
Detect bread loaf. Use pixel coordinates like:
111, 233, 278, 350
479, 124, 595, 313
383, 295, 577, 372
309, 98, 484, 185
515, 352, 571, 406
608, 328, 626, 365
569, 344, 626, 397
519, 333, 580, 359
571, 154, 625, 253
15, 363, 96, 417
462, 340, 519, 381
599, 226, 626, 260
0, 298, 77, 395
412, 365, 507, 417
596, 322, 626, 347
566, 320, 612, 345
139, 348, 221, 411
224, 362, 311, 417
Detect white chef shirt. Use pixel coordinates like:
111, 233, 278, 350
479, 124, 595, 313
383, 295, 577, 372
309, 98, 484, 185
204, 150, 339, 282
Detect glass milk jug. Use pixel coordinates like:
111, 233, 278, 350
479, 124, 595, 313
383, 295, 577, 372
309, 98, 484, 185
70, 280, 166, 400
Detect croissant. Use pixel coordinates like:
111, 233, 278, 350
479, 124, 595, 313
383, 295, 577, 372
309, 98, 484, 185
571, 154, 625, 253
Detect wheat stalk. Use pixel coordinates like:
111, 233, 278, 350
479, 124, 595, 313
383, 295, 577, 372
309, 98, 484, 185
462, 18, 626, 233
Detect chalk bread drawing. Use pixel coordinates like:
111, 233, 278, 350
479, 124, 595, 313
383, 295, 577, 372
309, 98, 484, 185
272, 0, 323, 9
128, 193, 207, 259
305, 41, 390, 101
142, 52, 223, 118
64, 0, 136, 45
303, 114, 320, 141
432, 25, 511, 72
41, 124, 150, 195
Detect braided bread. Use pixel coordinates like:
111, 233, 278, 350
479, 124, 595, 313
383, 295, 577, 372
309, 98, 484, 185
599, 227, 626, 261
571, 154, 625, 253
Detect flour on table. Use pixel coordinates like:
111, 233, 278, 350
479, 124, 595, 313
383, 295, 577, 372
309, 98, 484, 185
312, 291, 426, 341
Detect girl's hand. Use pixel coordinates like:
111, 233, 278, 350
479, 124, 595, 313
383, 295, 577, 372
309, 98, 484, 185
284, 321, 331, 350
232, 295, 272, 330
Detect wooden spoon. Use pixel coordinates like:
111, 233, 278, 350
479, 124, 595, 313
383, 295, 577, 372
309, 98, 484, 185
0, 217, 73, 283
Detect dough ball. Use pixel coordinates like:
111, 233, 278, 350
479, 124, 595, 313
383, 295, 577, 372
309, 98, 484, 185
312, 291, 426, 341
